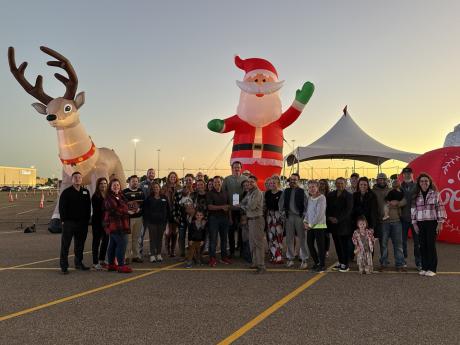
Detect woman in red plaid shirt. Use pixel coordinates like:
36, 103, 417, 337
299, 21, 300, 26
104, 178, 133, 273
411, 173, 447, 277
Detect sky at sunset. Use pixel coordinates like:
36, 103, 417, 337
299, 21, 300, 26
1, 0, 459, 180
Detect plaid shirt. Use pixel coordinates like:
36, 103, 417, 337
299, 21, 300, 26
103, 192, 131, 234
411, 189, 446, 223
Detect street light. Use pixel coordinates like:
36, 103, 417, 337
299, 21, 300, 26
132, 138, 140, 175
157, 149, 161, 180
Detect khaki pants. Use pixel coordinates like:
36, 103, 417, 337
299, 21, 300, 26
186, 241, 202, 263
248, 216, 266, 269
126, 217, 142, 260
285, 214, 308, 261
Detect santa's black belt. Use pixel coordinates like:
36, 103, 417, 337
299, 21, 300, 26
233, 143, 283, 153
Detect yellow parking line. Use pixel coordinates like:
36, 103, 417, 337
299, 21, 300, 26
0, 262, 182, 322
217, 264, 335, 345
0, 251, 92, 272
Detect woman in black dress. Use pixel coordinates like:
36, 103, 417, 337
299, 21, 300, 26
91, 177, 108, 270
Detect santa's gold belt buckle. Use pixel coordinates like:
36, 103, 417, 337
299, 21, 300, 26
252, 143, 263, 151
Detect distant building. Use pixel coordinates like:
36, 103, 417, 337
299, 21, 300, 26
0, 166, 37, 186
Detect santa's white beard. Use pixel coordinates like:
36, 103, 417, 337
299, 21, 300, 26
237, 92, 282, 127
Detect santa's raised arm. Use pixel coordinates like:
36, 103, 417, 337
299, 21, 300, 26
208, 55, 314, 187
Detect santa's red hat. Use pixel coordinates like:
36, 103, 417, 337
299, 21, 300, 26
235, 55, 278, 81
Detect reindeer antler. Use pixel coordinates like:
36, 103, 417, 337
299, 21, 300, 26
40, 46, 78, 100
8, 47, 53, 105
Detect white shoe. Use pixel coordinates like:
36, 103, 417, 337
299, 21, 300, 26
286, 260, 294, 268
92, 263, 102, 270
425, 271, 436, 277
419, 270, 426, 276
149, 255, 157, 263
300, 261, 308, 270
156, 254, 163, 262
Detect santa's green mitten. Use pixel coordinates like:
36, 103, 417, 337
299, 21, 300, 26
207, 119, 224, 132
295, 82, 315, 105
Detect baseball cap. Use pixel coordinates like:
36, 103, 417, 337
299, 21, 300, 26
376, 173, 387, 180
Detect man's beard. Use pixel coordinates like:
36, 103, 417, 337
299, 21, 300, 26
236, 91, 282, 127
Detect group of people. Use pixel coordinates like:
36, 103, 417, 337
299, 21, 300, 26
58, 162, 446, 277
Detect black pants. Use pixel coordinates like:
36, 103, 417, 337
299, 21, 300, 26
332, 231, 351, 267
325, 231, 331, 252
228, 210, 241, 256
60, 221, 88, 269
92, 225, 108, 264
146, 222, 166, 256
419, 220, 438, 272
307, 229, 326, 267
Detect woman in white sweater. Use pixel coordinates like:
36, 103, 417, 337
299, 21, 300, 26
304, 180, 327, 272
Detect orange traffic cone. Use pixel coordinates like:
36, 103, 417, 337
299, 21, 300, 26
8, 191, 13, 202
39, 192, 44, 209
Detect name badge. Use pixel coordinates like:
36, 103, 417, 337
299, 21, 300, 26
232, 193, 239, 206
131, 194, 136, 198
82, 191, 88, 195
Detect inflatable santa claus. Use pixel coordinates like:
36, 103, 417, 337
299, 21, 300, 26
208, 56, 314, 188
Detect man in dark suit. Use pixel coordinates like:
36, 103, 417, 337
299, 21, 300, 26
59, 171, 91, 274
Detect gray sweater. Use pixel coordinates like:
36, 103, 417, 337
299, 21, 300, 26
304, 194, 327, 229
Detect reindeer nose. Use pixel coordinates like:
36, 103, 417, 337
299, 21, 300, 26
46, 114, 57, 121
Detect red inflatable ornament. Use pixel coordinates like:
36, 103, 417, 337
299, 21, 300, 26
407, 146, 460, 244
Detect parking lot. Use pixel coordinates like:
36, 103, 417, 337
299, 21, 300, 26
0, 192, 459, 345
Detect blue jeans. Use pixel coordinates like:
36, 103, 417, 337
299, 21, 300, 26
108, 232, 128, 266
380, 222, 405, 267
401, 220, 421, 267
208, 216, 229, 259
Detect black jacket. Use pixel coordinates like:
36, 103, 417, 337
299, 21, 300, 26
187, 220, 207, 241
326, 190, 353, 236
91, 193, 105, 231
352, 191, 379, 230
59, 185, 91, 224
143, 195, 170, 224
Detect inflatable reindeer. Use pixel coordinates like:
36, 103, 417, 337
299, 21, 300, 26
8, 46, 126, 232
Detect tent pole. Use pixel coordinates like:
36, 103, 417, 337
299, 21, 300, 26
296, 146, 300, 175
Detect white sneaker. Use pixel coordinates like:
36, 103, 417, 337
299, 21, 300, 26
300, 261, 308, 270
92, 263, 102, 270
425, 271, 436, 277
419, 270, 426, 276
149, 255, 157, 263
156, 254, 163, 262
286, 260, 294, 268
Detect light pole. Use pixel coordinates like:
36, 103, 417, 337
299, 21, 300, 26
132, 138, 140, 176
157, 149, 161, 180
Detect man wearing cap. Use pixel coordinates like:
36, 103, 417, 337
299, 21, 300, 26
400, 167, 421, 270
207, 55, 314, 188
373, 173, 405, 271
372, 173, 390, 263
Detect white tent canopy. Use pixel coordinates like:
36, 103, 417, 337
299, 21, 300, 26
286, 108, 420, 166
